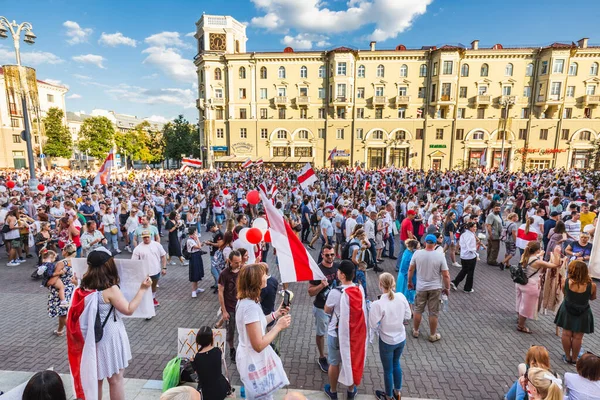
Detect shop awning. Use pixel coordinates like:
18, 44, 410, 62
267, 156, 288, 163
298, 157, 315, 163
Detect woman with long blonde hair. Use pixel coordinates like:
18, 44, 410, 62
524, 367, 563, 400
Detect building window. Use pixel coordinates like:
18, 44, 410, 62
399, 64, 408, 77
550, 82, 562, 97
278, 66, 286, 78
480, 63, 489, 77
47, 94, 54, 103
300, 66, 307, 78
472, 130, 485, 140
539, 129, 548, 140
561, 129, 569, 140
337, 83, 347, 98
519, 129, 527, 140
239, 88, 247, 99
563, 108, 572, 119
239, 108, 247, 119
502, 86, 512, 96
459, 86, 467, 98
276, 130, 287, 139
260, 88, 267, 99
584, 108, 592, 118
457, 108, 465, 118
419, 64, 427, 77
461, 64, 469, 77
215, 88, 223, 98
337, 62, 347, 76
297, 130, 309, 139
336, 128, 344, 139
214, 68, 222, 80
317, 87, 325, 99
10, 118, 19, 128
553, 59, 565, 74
375, 86, 384, 97
477, 108, 485, 119
504, 63, 513, 76
376, 64, 385, 77
442, 61, 453, 75
260, 108, 268, 119
319, 66, 325, 78
356, 128, 363, 139
586, 85, 596, 95
260, 66, 267, 79
432, 62, 438, 76
357, 88, 365, 99
215, 109, 224, 120
418, 87, 425, 99
318, 108, 326, 118
416, 129, 423, 140
478, 85, 488, 95
441, 83, 451, 99
435, 128, 443, 140
358, 65, 365, 78
318, 128, 325, 139
357, 108, 364, 118
336, 107, 346, 119
372, 130, 384, 140
239, 67, 246, 79
569, 62, 578, 76
295, 147, 312, 157
278, 87, 287, 97
300, 108, 307, 119
436, 108, 445, 119
278, 108, 286, 119
240, 128, 247, 138
12, 134, 21, 143
417, 108, 424, 118
260, 128, 268, 139
591, 62, 599, 76
456, 128, 464, 140
273, 147, 290, 157
398, 86, 407, 96
580, 131, 592, 141
521, 108, 530, 119
375, 108, 383, 119
519, 86, 530, 98
566, 86, 575, 97
541, 61, 548, 75
529, 159, 551, 170
397, 108, 406, 119
525, 63, 533, 76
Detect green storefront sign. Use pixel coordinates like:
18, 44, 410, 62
429, 144, 447, 148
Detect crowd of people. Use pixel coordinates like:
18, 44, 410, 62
1, 165, 599, 400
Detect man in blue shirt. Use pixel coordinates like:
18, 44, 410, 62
79, 197, 96, 223
543, 211, 560, 250
301, 198, 312, 243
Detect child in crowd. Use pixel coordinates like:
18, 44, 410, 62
37, 250, 68, 308
356, 261, 368, 298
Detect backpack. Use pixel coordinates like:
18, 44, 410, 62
510, 258, 539, 285
182, 239, 191, 260
500, 222, 514, 241
341, 240, 359, 261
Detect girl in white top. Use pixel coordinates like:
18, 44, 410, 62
369, 273, 411, 400
564, 353, 600, 400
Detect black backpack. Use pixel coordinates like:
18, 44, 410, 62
182, 239, 191, 260
341, 241, 359, 260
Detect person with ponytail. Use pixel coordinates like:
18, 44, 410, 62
516, 241, 561, 334
191, 326, 232, 400
524, 367, 564, 400
369, 273, 411, 400
516, 217, 538, 256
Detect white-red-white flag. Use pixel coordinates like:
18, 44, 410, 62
338, 285, 368, 387
270, 184, 279, 198
242, 158, 253, 169
214, 169, 221, 183
258, 182, 269, 198
298, 163, 317, 189
182, 157, 202, 168
93, 149, 114, 186
255, 158, 264, 166
260, 189, 325, 283
363, 181, 370, 192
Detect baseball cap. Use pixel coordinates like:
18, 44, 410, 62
351, 209, 359, 217
407, 210, 416, 216
87, 247, 113, 268
141, 230, 151, 237
550, 211, 560, 217
325, 208, 333, 213
206, 222, 216, 232
425, 234, 437, 244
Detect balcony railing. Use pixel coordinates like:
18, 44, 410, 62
584, 95, 600, 105
395, 95, 410, 104
274, 96, 288, 105
210, 98, 224, 106
439, 94, 451, 102
330, 96, 348, 104
373, 96, 387, 105
296, 96, 310, 105
500, 95, 517, 104
476, 95, 492, 105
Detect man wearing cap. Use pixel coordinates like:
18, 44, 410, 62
396, 210, 416, 271
451, 222, 478, 293
132, 229, 167, 308
132, 215, 160, 247
408, 234, 450, 342
344, 209, 359, 242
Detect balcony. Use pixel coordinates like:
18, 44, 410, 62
372, 96, 387, 106
296, 96, 310, 106
210, 98, 224, 106
500, 95, 517, 104
437, 94, 453, 104
330, 96, 350, 106
584, 95, 600, 106
476, 95, 492, 106
274, 96, 288, 106
536, 94, 562, 106
394, 95, 411, 105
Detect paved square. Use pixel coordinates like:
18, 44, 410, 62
0, 237, 598, 399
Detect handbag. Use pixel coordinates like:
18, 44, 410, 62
110, 226, 118, 235
237, 345, 289, 399
510, 259, 539, 285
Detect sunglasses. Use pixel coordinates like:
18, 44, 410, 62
323, 253, 335, 257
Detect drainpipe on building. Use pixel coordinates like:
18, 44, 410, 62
449, 48, 465, 170
324, 53, 330, 167
350, 51, 358, 168
553, 45, 577, 168
524, 48, 542, 172
420, 48, 433, 170
224, 59, 231, 167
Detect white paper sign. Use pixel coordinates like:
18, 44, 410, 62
178, 328, 226, 360
71, 258, 155, 319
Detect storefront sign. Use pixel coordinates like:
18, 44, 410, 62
231, 142, 254, 154
211, 146, 228, 151
515, 148, 567, 155
330, 149, 350, 157
429, 144, 447, 148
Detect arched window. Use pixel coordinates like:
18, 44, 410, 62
505, 63, 513, 76
358, 65, 365, 78
318, 66, 325, 78
276, 130, 287, 139
377, 64, 385, 77
525, 63, 533, 77
399, 64, 408, 77
260, 67, 267, 79
579, 130, 592, 141
480, 63, 489, 77
395, 131, 406, 140
591, 62, 599, 76
473, 130, 485, 140
214, 68, 222, 80
278, 66, 286, 79
373, 130, 384, 140
419, 64, 427, 77
239, 67, 246, 79
461, 64, 469, 77
569, 62, 578, 76
300, 66, 307, 78
297, 130, 308, 139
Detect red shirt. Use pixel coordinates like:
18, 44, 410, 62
400, 218, 414, 241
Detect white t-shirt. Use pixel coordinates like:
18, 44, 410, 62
368, 292, 411, 345
409, 249, 449, 291
345, 218, 357, 241
564, 372, 600, 400
131, 241, 166, 276
235, 298, 267, 352
531, 215, 545, 235
565, 220, 582, 240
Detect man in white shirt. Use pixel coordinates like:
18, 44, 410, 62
131, 230, 167, 308
345, 210, 358, 242
565, 211, 582, 241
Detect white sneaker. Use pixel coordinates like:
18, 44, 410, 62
191, 291, 197, 298
182, 261, 189, 266
7, 261, 18, 267
115, 249, 122, 254
196, 288, 205, 293
170, 261, 177, 265
17, 258, 26, 263
452, 262, 462, 268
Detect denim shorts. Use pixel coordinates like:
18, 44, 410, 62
327, 334, 342, 366
313, 306, 329, 336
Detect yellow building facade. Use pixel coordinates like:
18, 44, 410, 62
194, 15, 600, 170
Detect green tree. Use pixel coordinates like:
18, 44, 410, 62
163, 115, 196, 165
43, 107, 72, 161
77, 116, 115, 160
146, 127, 165, 165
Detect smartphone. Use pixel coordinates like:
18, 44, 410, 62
283, 290, 291, 308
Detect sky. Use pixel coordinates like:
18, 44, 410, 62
0, 0, 598, 124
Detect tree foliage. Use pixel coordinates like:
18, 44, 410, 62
163, 115, 198, 163
43, 107, 72, 159
115, 121, 166, 166
77, 116, 115, 160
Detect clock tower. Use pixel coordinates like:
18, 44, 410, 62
194, 14, 247, 54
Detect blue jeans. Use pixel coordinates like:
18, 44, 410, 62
379, 338, 405, 397
155, 211, 163, 235
104, 231, 119, 252
383, 233, 395, 257
505, 379, 526, 400
211, 262, 222, 286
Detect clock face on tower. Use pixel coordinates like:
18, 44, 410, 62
209, 33, 226, 51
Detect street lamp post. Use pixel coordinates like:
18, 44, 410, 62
499, 97, 515, 171
0, 17, 38, 189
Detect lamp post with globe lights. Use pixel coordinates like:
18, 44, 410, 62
0, 17, 39, 188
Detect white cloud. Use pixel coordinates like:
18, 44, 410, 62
106, 85, 195, 109
99, 32, 137, 47
73, 74, 92, 81
185, 32, 196, 37
145, 115, 170, 123
0, 46, 63, 66
63, 21, 93, 45
251, 0, 432, 42
144, 32, 191, 49
281, 33, 331, 50
142, 46, 195, 83
72, 54, 106, 69
68, 94, 82, 99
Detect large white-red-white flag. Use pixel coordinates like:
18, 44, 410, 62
93, 149, 114, 186
338, 285, 368, 387
182, 157, 203, 168
260, 189, 325, 283
242, 158, 253, 169
516, 227, 538, 249
297, 163, 317, 189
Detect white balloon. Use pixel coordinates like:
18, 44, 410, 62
252, 217, 269, 233
239, 227, 250, 244
225, 194, 232, 200
0, 185, 5, 193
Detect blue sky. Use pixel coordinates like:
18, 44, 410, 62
0, 0, 598, 124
